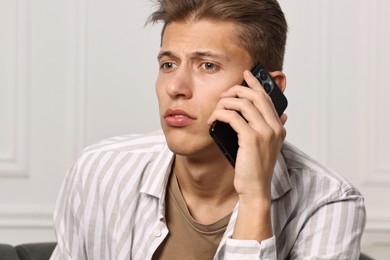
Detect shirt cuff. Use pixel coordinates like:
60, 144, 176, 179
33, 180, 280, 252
224, 236, 276, 260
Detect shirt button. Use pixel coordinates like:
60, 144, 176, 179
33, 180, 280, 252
153, 229, 161, 237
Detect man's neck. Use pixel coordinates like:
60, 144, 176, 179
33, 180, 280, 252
172, 154, 238, 224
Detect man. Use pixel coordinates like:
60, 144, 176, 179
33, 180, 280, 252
50, 0, 366, 259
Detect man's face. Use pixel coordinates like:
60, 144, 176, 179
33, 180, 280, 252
156, 19, 252, 159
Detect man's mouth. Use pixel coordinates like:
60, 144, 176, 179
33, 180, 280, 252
164, 109, 195, 127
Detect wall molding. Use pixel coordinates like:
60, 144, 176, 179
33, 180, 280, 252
0, 0, 30, 177
366, 209, 390, 232
359, 0, 390, 185
370, 0, 390, 183
0, 204, 53, 229
65, 0, 88, 156
315, 1, 331, 166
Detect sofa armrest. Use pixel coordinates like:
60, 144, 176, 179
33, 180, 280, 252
15, 242, 57, 260
0, 243, 20, 260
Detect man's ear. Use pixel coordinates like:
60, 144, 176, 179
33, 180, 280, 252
269, 71, 287, 93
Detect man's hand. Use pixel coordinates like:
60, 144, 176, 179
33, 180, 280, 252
208, 70, 287, 242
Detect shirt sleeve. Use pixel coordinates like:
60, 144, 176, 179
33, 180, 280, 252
224, 236, 276, 260
289, 187, 366, 259
50, 157, 87, 260
50, 246, 72, 260
222, 187, 365, 260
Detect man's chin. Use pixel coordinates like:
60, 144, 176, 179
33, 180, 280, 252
165, 134, 196, 155
162, 128, 211, 156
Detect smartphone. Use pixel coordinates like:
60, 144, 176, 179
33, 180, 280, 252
209, 64, 288, 167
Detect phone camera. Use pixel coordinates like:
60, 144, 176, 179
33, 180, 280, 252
259, 69, 268, 81
263, 83, 272, 93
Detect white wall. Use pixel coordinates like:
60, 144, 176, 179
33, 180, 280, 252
1, 0, 389, 259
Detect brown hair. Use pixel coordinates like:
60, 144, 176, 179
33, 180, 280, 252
147, 0, 288, 71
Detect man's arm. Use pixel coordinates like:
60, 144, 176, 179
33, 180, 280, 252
208, 70, 286, 259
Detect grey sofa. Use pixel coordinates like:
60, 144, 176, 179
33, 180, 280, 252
0, 242, 56, 260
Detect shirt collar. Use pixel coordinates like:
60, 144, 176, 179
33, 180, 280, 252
140, 141, 291, 201
271, 150, 292, 200
140, 143, 174, 198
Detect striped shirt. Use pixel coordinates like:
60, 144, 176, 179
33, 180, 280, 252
50, 130, 366, 260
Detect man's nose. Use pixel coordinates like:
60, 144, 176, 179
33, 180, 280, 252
166, 66, 193, 99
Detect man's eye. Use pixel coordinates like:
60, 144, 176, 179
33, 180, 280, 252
161, 62, 175, 69
202, 62, 217, 70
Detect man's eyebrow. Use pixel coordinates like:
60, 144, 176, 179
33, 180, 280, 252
157, 50, 228, 61
193, 51, 227, 60
157, 51, 173, 60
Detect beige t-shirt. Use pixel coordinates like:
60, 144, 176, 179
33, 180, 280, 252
153, 173, 231, 260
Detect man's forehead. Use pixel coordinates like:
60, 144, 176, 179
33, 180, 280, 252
161, 20, 243, 53
162, 19, 238, 44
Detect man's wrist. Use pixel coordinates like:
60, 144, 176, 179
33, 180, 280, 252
232, 196, 272, 242
237, 190, 271, 206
